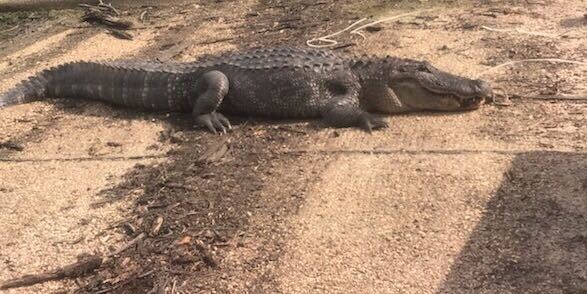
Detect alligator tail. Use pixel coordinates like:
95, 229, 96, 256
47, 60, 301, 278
0, 69, 52, 107
0, 62, 91, 108
0, 61, 192, 111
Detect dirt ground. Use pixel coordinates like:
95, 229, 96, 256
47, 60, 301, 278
0, 0, 585, 293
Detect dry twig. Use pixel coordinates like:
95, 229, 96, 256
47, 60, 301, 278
477, 58, 587, 78
0, 255, 102, 290
108, 233, 146, 257
80, 1, 133, 33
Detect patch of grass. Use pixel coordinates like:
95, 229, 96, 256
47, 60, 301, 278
0, 11, 51, 31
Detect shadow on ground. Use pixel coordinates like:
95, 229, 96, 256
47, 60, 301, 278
439, 151, 587, 293
72, 119, 324, 293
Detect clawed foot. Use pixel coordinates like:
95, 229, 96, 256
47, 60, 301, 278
194, 112, 232, 134
359, 113, 389, 133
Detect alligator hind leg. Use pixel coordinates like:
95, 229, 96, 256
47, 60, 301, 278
192, 71, 232, 134
322, 80, 388, 132
323, 98, 388, 132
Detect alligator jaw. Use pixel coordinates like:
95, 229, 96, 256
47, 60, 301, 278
387, 65, 493, 112
436, 79, 492, 110
459, 96, 485, 110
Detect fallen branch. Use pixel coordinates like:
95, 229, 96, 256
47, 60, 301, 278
477, 58, 587, 78
82, 11, 133, 30
0, 255, 102, 290
523, 94, 587, 101
480, 25, 559, 38
80, 1, 133, 30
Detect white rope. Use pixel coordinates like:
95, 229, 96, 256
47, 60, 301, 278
349, 10, 435, 39
306, 18, 367, 48
307, 9, 436, 48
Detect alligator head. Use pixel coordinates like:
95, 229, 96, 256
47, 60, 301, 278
356, 58, 492, 113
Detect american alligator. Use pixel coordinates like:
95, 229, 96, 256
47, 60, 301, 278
0, 47, 492, 133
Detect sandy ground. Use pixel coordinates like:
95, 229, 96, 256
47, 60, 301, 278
0, 28, 168, 293
275, 3, 587, 293
276, 3, 586, 293
0, 0, 585, 293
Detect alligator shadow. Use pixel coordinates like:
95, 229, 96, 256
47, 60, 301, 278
52, 100, 476, 135
53, 99, 193, 128
51, 100, 322, 132
438, 151, 587, 293
49, 99, 479, 136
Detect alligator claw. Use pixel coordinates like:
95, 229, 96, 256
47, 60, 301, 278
195, 112, 232, 134
360, 113, 389, 133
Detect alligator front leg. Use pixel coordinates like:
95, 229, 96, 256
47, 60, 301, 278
322, 93, 389, 132
192, 71, 232, 134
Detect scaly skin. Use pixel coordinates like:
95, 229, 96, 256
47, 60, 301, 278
0, 47, 493, 133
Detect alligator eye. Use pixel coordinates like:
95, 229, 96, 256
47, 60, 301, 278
418, 61, 433, 73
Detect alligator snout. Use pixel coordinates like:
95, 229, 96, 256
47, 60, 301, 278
473, 80, 493, 98
458, 79, 492, 109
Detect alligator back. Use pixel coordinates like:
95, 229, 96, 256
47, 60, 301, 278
197, 47, 351, 118
0, 47, 353, 118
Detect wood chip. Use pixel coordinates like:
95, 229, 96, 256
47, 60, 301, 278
176, 235, 192, 246
197, 138, 231, 164
150, 216, 164, 236
195, 243, 218, 268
